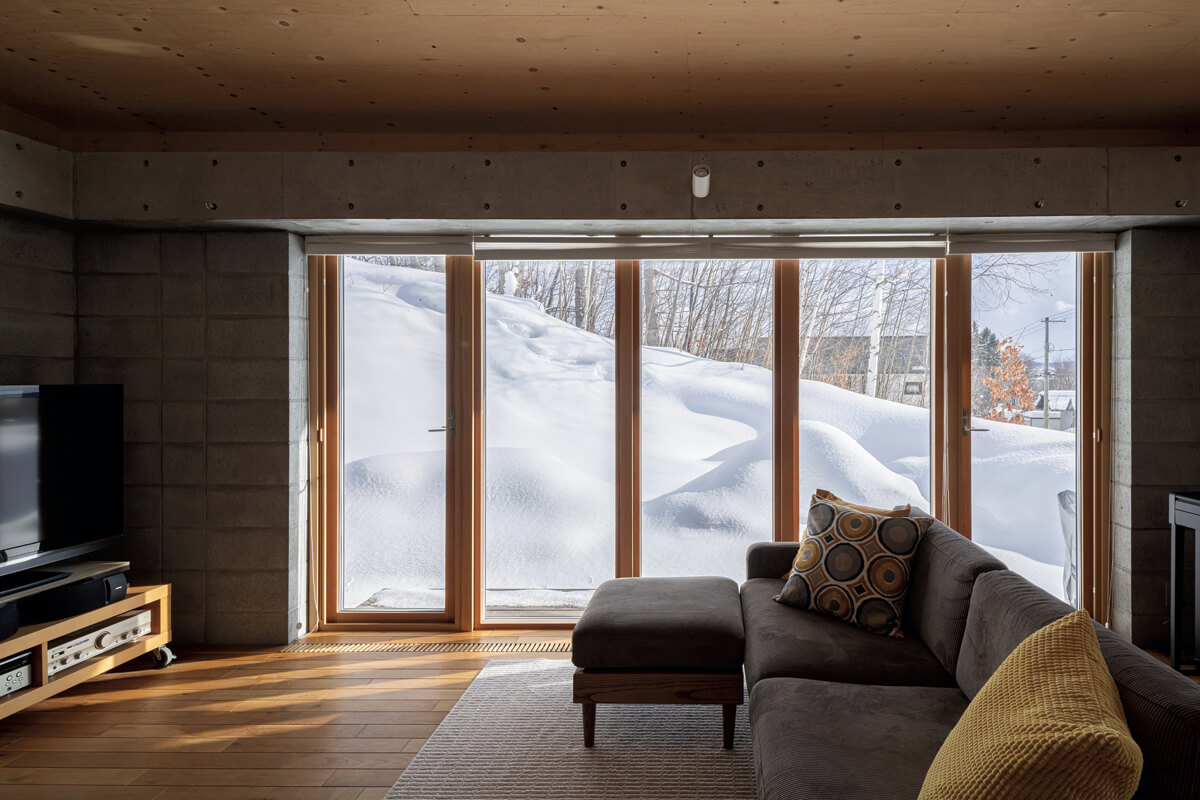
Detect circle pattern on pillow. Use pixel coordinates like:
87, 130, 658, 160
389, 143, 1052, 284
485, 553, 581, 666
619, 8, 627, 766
775, 495, 932, 638
879, 517, 922, 555
815, 584, 854, 621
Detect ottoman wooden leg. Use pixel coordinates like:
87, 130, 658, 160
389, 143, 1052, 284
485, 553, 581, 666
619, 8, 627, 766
722, 703, 736, 750
582, 701, 596, 747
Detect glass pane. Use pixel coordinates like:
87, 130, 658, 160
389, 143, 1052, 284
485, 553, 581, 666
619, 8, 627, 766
970, 252, 1079, 605
640, 260, 773, 579
340, 255, 447, 612
797, 259, 932, 510
483, 260, 616, 619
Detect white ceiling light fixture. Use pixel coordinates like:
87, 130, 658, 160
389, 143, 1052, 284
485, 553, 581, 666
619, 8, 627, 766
692, 164, 711, 198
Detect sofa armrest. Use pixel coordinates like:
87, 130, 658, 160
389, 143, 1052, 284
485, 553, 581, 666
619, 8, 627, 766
746, 542, 800, 580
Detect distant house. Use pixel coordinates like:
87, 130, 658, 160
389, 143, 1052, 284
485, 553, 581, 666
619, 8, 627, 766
1023, 390, 1076, 431
801, 335, 930, 406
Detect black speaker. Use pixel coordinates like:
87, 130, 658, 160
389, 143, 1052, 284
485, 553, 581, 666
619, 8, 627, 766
0, 603, 17, 642
17, 571, 128, 625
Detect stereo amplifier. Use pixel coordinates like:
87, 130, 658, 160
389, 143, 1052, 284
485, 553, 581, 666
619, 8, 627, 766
48, 609, 152, 676
0, 651, 33, 696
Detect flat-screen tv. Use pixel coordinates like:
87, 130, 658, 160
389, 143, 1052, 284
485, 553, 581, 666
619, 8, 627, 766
0, 384, 123, 585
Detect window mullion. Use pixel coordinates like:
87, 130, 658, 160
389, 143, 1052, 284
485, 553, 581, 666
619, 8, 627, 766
774, 259, 801, 542
615, 260, 641, 578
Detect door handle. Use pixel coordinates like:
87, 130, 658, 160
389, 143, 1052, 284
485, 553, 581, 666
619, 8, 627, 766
428, 408, 456, 434
962, 409, 989, 435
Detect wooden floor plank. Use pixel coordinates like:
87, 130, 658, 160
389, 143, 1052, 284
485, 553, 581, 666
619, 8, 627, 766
0, 788, 165, 800
2, 737, 235, 753
130, 768, 337, 787
324, 767, 412, 787
0, 766, 148, 785
151, 789, 362, 800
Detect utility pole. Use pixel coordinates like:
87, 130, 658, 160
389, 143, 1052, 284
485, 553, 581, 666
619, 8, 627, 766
1042, 316, 1065, 429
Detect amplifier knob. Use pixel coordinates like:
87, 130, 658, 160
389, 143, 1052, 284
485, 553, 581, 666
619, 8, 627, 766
96, 632, 113, 649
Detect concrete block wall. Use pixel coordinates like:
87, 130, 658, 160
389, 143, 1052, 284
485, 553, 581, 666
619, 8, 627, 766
0, 215, 75, 384
1111, 227, 1200, 648
75, 230, 308, 645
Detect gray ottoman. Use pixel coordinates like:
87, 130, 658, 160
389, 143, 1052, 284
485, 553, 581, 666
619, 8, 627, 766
571, 576, 746, 749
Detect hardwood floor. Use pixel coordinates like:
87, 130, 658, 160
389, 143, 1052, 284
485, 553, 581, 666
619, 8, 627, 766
0, 629, 571, 799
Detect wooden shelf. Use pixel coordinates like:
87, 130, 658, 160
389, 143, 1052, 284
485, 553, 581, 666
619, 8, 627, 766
0, 583, 172, 720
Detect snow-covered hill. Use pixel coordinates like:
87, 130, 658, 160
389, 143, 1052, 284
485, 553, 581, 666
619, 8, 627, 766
340, 259, 1074, 610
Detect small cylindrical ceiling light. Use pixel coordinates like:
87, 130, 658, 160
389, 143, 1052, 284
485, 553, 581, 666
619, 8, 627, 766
692, 164, 711, 198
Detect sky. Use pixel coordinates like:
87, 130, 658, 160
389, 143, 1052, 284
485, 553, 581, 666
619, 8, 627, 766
973, 252, 1078, 371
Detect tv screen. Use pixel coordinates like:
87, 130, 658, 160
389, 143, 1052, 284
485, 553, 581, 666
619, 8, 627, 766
0, 384, 123, 578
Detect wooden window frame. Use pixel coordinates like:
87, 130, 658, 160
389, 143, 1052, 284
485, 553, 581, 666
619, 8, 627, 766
311, 252, 1112, 631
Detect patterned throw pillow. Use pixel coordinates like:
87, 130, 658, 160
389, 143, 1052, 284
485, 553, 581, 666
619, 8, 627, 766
776, 494, 931, 637
782, 489, 913, 577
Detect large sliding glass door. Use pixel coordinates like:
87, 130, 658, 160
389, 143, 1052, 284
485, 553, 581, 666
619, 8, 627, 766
796, 258, 933, 511
338, 255, 449, 614
968, 252, 1081, 604
482, 260, 617, 620
639, 260, 774, 580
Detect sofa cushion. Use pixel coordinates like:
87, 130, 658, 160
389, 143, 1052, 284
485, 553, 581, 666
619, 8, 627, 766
777, 495, 933, 637
959, 570, 1200, 800
571, 576, 744, 671
921, 610, 1142, 800
904, 517, 1006, 676
751, 677, 968, 800
781, 490, 914, 572
742, 578, 953, 691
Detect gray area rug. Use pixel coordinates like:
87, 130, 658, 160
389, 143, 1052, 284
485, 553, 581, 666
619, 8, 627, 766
387, 658, 755, 800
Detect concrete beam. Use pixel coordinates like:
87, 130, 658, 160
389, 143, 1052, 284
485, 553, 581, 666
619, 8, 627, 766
71, 146, 1199, 229
0, 130, 74, 219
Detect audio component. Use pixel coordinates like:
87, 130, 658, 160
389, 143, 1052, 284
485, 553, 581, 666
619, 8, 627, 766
48, 609, 151, 676
18, 568, 129, 625
0, 651, 33, 696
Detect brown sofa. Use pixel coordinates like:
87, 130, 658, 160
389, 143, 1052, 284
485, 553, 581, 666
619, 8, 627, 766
742, 519, 1200, 800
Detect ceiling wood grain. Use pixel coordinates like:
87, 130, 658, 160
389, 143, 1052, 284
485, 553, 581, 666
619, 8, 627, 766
0, 1, 1196, 142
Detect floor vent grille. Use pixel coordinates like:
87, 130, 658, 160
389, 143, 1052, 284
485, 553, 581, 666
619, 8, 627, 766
282, 640, 572, 654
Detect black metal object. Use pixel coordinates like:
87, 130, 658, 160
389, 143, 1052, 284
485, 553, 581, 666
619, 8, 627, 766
1169, 491, 1200, 672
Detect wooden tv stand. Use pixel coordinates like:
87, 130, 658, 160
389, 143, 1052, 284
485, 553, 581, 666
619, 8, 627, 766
0, 579, 172, 721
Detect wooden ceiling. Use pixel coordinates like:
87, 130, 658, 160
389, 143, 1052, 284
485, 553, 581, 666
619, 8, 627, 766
1, 1, 1197, 148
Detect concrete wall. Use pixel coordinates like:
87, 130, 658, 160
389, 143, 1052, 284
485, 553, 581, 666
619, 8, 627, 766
74, 230, 308, 645
1112, 228, 1200, 648
0, 214, 75, 384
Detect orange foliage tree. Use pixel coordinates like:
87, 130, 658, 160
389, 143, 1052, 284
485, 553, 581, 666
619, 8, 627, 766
979, 337, 1037, 424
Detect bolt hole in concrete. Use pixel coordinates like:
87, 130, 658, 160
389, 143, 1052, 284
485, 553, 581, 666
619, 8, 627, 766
1034, 157, 1042, 165
348, 159, 355, 166
894, 202, 902, 210
1178, 200, 1189, 208
621, 203, 628, 210
484, 202, 491, 210
14, 190, 22, 199
620, 160, 627, 167
485, 159, 492, 166
1176, 154, 1183, 162
14, 143, 21, 150
895, 159, 902, 166
348, 202, 355, 210
757, 160, 764, 167
756, 204, 764, 211
205, 202, 218, 211
1035, 199, 1046, 208
143, 159, 150, 167
143, 204, 149, 211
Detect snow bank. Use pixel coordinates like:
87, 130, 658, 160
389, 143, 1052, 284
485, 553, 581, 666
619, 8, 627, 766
342, 259, 1074, 609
